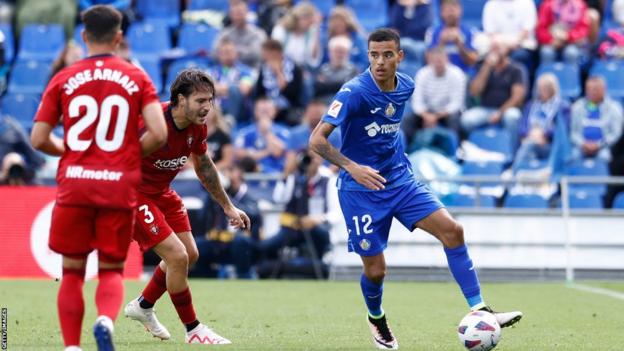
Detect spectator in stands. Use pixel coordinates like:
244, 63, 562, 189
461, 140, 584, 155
235, 97, 290, 173
313, 35, 360, 103
598, 14, 624, 59
214, 0, 267, 68
389, 0, 433, 66
570, 76, 623, 162
209, 38, 255, 125
255, 39, 304, 125
0, 114, 44, 185
284, 99, 341, 175
206, 106, 234, 172
16, 0, 76, 39
406, 47, 465, 157
614, 0, 624, 26
512, 73, 570, 172
255, 0, 293, 35
462, 41, 527, 149
425, 0, 479, 74
50, 41, 84, 77
482, 0, 538, 72
271, 1, 322, 70
536, 0, 590, 65
321, 6, 368, 70
192, 160, 264, 278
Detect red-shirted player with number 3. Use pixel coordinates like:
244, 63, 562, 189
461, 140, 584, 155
30, 5, 167, 351
123, 69, 250, 345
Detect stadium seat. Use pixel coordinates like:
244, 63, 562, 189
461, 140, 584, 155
0, 23, 15, 63
568, 191, 603, 209
246, 179, 278, 202
126, 21, 171, 61
136, 0, 180, 28
503, 194, 549, 208
612, 192, 624, 208
1, 93, 40, 130
8, 60, 50, 94
398, 61, 421, 79
468, 127, 513, 162
188, 0, 229, 12
462, 161, 504, 175
461, 0, 488, 29
165, 58, 211, 91
589, 60, 624, 101
343, 0, 388, 32
139, 58, 163, 93
565, 158, 609, 195
448, 194, 497, 208
18, 24, 65, 62
536, 63, 581, 100
72, 24, 86, 52
178, 23, 219, 55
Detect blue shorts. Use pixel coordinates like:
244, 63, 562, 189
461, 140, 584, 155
338, 180, 443, 256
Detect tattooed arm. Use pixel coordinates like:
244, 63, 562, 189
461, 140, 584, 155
191, 152, 251, 229
309, 122, 386, 191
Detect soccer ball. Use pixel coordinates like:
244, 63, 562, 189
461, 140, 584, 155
457, 310, 501, 351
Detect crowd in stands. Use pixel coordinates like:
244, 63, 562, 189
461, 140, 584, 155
4, 0, 624, 276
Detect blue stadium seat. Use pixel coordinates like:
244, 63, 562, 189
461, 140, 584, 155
514, 158, 549, 172
136, 0, 180, 28
612, 192, 624, 208
178, 23, 219, 55
448, 194, 496, 208
139, 58, 163, 93
246, 179, 278, 202
166, 58, 211, 91
0, 23, 15, 63
565, 158, 609, 195
126, 21, 171, 61
188, 0, 229, 12
18, 24, 65, 62
8, 60, 50, 94
468, 127, 513, 162
462, 161, 504, 175
461, 0, 488, 29
344, 0, 388, 32
589, 60, 624, 101
398, 61, 421, 79
72, 24, 86, 52
568, 191, 603, 209
536, 63, 581, 100
1, 93, 40, 130
503, 194, 549, 209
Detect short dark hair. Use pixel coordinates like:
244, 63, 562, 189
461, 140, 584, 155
82, 5, 122, 44
368, 28, 401, 49
169, 69, 215, 106
262, 39, 283, 53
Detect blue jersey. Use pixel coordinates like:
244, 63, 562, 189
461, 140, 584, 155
322, 69, 415, 191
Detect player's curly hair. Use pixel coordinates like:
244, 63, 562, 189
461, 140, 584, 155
169, 69, 215, 107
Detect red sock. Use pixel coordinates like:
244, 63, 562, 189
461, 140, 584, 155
169, 288, 197, 325
58, 268, 85, 347
141, 265, 167, 305
95, 268, 124, 321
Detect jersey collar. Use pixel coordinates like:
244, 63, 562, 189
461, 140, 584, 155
366, 68, 398, 93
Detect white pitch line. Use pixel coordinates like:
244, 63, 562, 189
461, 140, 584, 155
567, 283, 624, 301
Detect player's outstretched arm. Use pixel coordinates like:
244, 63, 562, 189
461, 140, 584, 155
191, 152, 251, 230
310, 122, 386, 191
31, 121, 64, 156
140, 102, 168, 156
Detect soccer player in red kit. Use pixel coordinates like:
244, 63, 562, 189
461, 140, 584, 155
123, 69, 250, 344
30, 5, 167, 351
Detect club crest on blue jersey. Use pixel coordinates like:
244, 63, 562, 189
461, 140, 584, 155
359, 239, 371, 251
385, 103, 396, 117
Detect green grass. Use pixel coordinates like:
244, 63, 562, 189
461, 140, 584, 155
0, 280, 623, 350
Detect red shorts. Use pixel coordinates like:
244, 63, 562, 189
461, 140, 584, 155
134, 189, 191, 251
49, 204, 135, 263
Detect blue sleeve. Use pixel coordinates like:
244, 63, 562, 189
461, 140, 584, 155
427, 28, 440, 49
322, 87, 358, 126
464, 27, 476, 52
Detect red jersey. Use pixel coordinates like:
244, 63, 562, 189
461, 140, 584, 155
35, 54, 159, 209
138, 102, 208, 195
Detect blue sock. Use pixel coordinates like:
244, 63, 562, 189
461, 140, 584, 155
360, 274, 384, 318
444, 244, 484, 309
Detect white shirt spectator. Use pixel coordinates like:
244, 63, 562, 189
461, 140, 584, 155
483, 0, 537, 50
411, 63, 466, 116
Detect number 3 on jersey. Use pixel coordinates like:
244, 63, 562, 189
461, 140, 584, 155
352, 214, 373, 235
139, 204, 154, 224
67, 94, 130, 152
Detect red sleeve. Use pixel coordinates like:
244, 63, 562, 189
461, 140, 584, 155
34, 77, 62, 125
536, 1, 554, 45
567, 3, 590, 43
139, 72, 160, 110
192, 125, 208, 155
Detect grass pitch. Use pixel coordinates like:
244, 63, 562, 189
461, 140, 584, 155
0, 279, 622, 350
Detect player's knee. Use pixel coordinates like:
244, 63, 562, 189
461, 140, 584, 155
443, 222, 464, 248
166, 249, 189, 270
366, 266, 386, 283
187, 246, 199, 267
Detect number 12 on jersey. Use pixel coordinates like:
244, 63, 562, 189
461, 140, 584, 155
352, 214, 373, 235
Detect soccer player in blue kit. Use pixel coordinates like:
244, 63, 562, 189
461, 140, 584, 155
310, 29, 523, 350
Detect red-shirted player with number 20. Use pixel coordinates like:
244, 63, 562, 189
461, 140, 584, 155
30, 5, 168, 351
123, 69, 250, 345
